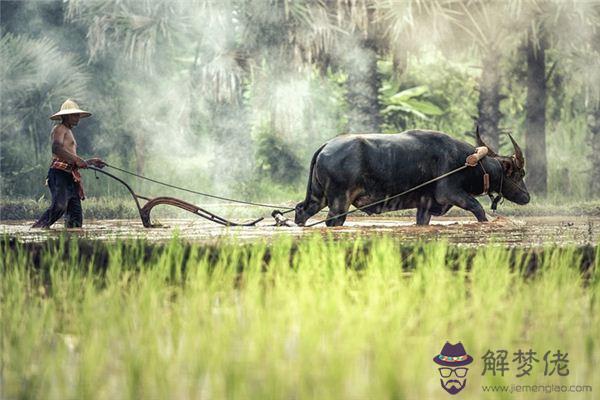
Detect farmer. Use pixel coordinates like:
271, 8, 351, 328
32, 99, 106, 228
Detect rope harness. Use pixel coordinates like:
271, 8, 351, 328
489, 158, 504, 211
104, 163, 294, 213
485, 156, 528, 213
90, 146, 502, 228
304, 164, 471, 227
303, 146, 498, 227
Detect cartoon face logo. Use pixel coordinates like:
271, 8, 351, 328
433, 342, 473, 395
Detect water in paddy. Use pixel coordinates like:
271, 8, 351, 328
2, 215, 598, 247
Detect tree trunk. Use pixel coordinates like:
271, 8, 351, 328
525, 28, 548, 195
589, 104, 600, 198
344, 38, 382, 133
134, 135, 145, 174
476, 51, 502, 150
208, 98, 252, 185
30, 125, 41, 165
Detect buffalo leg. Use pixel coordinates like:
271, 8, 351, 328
326, 193, 350, 227
439, 192, 487, 222
430, 204, 452, 216
416, 207, 432, 225
304, 198, 326, 220
295, 181, 327, 226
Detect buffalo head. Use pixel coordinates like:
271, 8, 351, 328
476, 128, 530, 205
294, 201, 310, 226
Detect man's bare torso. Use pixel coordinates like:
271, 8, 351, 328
51, 124, 78, 162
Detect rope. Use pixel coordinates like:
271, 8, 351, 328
503, 174, 529, 195
304, 164, 469, 227
102, 163, 295, 212
100, 155, 498, 227
489, 158, 504, 211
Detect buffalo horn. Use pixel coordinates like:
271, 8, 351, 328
475, 125, 498, 157
508, 133, 525, 168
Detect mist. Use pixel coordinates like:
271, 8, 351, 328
1, 0, 600, 204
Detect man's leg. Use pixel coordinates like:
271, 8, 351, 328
65, 195, 83, 228
32, 170, 70, 228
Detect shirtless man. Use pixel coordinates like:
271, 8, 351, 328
32, 99, 106, 228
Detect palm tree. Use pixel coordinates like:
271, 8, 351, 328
0, 34, 89, 196
333, 0, 383, 132
0, 34, 89, 162
237, 0, 336, 130
66, 0, 193, 175
506, 0, 600, 195
523, 12, 549, 195
441, 1, 520, 150
328, 0, 455, 133
574, 12, 600, 197
66, 0, 339, 186
590, 99, 600, 197
66, 0, 189, 69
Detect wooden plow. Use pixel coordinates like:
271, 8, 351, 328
89, 167, 263, 228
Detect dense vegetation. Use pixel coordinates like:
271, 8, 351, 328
2, 4, 599, 399
1, 235, 598, 399
1, 0, 600, 207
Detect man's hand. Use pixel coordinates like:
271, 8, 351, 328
75, 158, 88, 168
86, 158, 106, 168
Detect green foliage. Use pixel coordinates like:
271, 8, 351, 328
378, 57, 479, 138
380, 83, 446, 123
0, 198, 138, 220
502, 46, 594, 199
0, 34, 88, 133
1, 1, 599, 202
0, 33, 89, 196
254, 124, 303, 186
236, 179, 305, 208
1, 236, 598, 399
66, 0, 187, 69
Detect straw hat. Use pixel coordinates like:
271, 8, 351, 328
49, 99, 92, 121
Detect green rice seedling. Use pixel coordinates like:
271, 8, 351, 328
1, 235, 598, 399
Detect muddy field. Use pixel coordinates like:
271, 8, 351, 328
2, 215, 598, 246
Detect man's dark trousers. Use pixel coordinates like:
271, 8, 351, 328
33, 169, 83, 228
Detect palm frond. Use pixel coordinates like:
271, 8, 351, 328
0, 34, 89, 162
68, 0, 189, 70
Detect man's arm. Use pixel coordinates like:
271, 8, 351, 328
51, 126, 88, 168
85, 157, 106, 168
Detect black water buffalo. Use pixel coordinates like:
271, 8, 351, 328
295, 129, 530, 226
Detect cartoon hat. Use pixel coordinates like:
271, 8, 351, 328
433, 342, 473, 367
49, 99, 91, 120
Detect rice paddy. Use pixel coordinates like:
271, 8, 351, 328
1, 235, 598, 399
